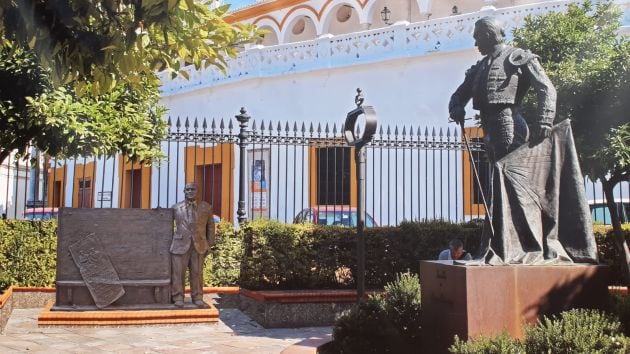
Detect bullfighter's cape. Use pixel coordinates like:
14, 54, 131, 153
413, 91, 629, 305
479, 119, 598, 265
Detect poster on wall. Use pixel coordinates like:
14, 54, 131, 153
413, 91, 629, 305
248, 148, 270, 219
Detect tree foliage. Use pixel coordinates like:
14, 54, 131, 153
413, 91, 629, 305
513, 1, 630, 181
0, 0, 261, 163
0, 0, 258, 93
513, 0, 630, 282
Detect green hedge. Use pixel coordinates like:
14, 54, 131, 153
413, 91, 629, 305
0, 219, 57, 291
1, 218, 630, 292
238, 219, 483, 290
595, 224, 630, 285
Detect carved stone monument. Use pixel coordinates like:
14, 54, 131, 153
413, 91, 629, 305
54, 208, 173, 310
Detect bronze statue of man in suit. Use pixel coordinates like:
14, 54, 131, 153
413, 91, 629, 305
171, 183, 215, 307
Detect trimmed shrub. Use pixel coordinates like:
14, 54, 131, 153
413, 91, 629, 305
0, 219, 57, 291
594, 224, 630, 285
451, 309, 629, 354
326, 297, 402, 354
524, 309, 629, 353
612, 294, 630, 337
205, 220, 244, 286
326, 272, 422, 354
380, 272, 423, 348
450, 332, 523, 354
239, 219, 483, 290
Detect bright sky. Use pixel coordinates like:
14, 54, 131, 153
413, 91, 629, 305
226, 0, 257, 11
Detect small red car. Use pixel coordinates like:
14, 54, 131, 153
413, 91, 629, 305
294, 205, 377, 227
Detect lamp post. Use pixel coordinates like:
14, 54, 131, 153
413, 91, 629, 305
344, 88, 377, 303
380, 6, 392, 25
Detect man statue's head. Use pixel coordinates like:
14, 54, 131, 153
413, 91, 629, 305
449, 239, 465, 260
473, 17, 505, 56
184, 183, 198, 201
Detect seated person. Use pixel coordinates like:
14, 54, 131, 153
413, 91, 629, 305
438, 239, 472, 261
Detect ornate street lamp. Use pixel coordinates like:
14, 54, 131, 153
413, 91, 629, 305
380, 6, 392, 25
344, 88, 377, 303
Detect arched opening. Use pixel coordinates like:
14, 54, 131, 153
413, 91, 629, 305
257, 25, 279, 46
323, 4, 361, 35
284, 15, 318, 43
368, 0, 423, 29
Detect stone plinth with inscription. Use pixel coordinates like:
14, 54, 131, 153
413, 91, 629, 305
54, 208, 173, 311
419, 261, 609, 353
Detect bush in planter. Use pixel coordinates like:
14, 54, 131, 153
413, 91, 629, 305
524, 309, 629, 353
450, 332, 523, 354
326, 272, 422, 354
450, 309, 629, 354
0, 219, 57, 291
204, 220, 244, 286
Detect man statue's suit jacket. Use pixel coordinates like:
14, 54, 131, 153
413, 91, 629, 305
171, 200, 215, 255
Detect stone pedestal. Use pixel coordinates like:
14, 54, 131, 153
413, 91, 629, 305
419, 261, 609, 352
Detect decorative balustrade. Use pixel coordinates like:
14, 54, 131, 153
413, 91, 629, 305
160, 0, 629, 95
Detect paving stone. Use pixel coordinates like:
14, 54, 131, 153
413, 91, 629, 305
1, 308, 331, 353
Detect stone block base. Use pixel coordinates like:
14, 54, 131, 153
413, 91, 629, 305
419, 261, 609, 352
239, 290, 358, 328
39, 299, 219, 326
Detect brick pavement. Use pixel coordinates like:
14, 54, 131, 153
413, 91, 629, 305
0, 308, 331, 353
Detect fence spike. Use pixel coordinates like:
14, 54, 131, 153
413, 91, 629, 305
324, 123, 329, 134
386, 125, 391, 136
402, 126, 406, 136
432, 127, 436, 137
167, 117, 172, 127
446, 127, 451, 137
276, 121, 282, 133
394, 126, 399, 136
268, 120, 273, 131
417, 126, 422, 136
309, 122, 314, 134
176, 116, 181, 129
379, 125, 384, 135
202, 117, 207, 130
184, 117, 190, 129
285, 122, 290, 132
424, 127, 429, 136
293, 122, 298, 132
228, 119, 234, 131
260, 120, 265, 131
454, 127, 459, 138
332, 123, 337, 134
219, 118, 225, 130
252, 119, 258, 131
439, 127, 443, 137
301, 122, 306, 133
317, 123, 322, 134
211, 118, 216, 130
193, 117, 199, 129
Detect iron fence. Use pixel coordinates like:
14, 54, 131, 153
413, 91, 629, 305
1, 113, 628, 226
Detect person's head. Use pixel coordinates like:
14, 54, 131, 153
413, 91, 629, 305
473, 17, 505, 55
449, 239, 465, 260
184, 183, 198, 201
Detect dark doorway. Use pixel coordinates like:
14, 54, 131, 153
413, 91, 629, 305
196, 164, 222, 216
125, 169, 142, 208
52, 181, 62, 207
78, 178, 92, 208
317, 147, 351, 205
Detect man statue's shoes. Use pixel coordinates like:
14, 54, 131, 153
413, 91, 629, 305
194, 300, 206, 308
174, 300, 184, 308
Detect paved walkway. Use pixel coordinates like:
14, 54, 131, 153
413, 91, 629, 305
0, 308, 331, 353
